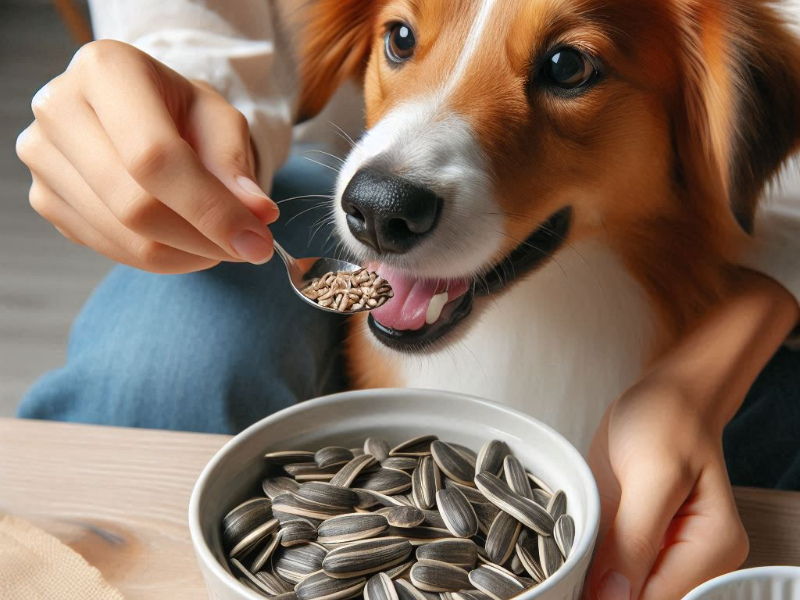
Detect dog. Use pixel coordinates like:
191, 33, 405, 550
291, 0, 800, 452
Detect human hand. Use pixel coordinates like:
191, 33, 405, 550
16, 40, 278, 273
585, 379, 749, 600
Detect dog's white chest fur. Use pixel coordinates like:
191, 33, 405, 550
373, 243, 660, 455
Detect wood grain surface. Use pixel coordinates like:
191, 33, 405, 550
0, 418, 797, 599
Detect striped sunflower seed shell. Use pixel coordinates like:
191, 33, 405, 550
316, 513, 389, 544
222, 497, 273, 551
537, 533, 564, 578
321, 537, 413, 579
444, 480, 488, 505
315, 447, 354, 469
431, 441, 475, 487
272, 493, 351, 520
436, 487, 479, 539
273, 542, 328, 584
474, 472, 555, 536
515, 542, 545, 584
280, 519, 318, 547
364, 438, 391, 462
389, 435, 438, 457
475, 441, 509, 477
554, 514, 575, 559
546, 490, 567, 521
295, 572, 366, 600
384, 526, 452, 545
265, 450, 316, 465
410, 560, 471, 593
415, 538, 479, 570
255, 570, 293, 595
263, 477, 301, 499
394, 578, 439, 600
502, 456, 533, 500
485, 512, 522, 565
329, 454, 377, 488
376, 505, 425, 528
381, 457, 419, 472
412, 456, 440, 510
468, 564, 526, 600
295, 482, 359, 510
364, 572, 399, 600
229, 517, 279, 559
353, 469, 412, 495
250, 529, 284, 572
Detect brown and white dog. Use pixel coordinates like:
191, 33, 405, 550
292, 0, 800, 452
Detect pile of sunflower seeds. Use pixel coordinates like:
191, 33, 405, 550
301, 269, 393, 313
222, 436, 576, 600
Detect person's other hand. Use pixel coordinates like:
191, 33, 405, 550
586, 378, 749, 599
16, 40, 278, 273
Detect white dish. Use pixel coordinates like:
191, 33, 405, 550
683, 566, 800, 599
189, 388, 601, 600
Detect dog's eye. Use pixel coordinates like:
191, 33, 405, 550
541, 47, 597, 90
385, 22, 416, 64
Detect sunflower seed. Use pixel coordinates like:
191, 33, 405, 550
475, 441, 508, 477
485, 512, 521, 565
329, 454, 377, 488
474, 473, 555, 536
385, 559, 414, 579
273, 542, 328, 583
410, 560, 471, 592
315, 447, 355, 469
295, 571, 366, 600
264, 477, 302, 499
531, 490, 551, 508
296, 482, 359, 510
554, 515, 575, 559
251, 529, 285, 572
273, 493, 351, 520
537, 534, 563, 578
381, 457, 419, 472
422, 509, 448, 529
385, 526, 453, 544
281, 519, 318, 547
450, 444, 478, 466
231, 557, 275, 596
266, 450, 316, 465
453, 591, 492, 600
515, 540, 544, 585
275, 593, 299, 600
468, 565, 525, 600
413, 456, 440, 510
238, 575, 265, 596
322, 537, 413, 579
436, 487, 479, 539
416, 539, 478, 569
230, 518, 280, 559
364, 572, 399, 600
255, 570, 293, 595
395, 579, 439, 600
376, 505, 426, 528
390, 435, 438, 457
526, 472, 553, 495
364, 438, 391, 461
509, 554, 524, 575
353, 469, 412, 495
444, 480, 488, 505
284, 463, 341, 480
223, 498, 274, 551
502, 456, 532, 500
351, 447, 366, 457
472, 504, 501, 535
546, 490, 567, 521
431, 442, 475, 487
317, 513, 389, 544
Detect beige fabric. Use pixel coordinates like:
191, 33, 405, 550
0, 515, 124, 600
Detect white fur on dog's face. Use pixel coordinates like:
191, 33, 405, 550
333, 98, 504, 279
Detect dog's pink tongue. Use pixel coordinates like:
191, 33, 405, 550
371, 266, 469, 331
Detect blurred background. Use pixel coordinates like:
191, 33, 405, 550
0, 0, 108, 417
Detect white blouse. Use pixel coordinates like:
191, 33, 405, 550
87, 0, 800, 309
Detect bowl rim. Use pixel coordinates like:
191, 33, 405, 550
681, 566, 800, 599
189, 388, 601, 600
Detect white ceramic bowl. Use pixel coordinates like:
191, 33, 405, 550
682, 567, 800, 600
189, 389, 601, 600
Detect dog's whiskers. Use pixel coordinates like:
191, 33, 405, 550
277, 194, 333, 205
283, 203, 330, 227
299, 148, 346, 165
300, 155, 342, 174
327, 120, 358, 149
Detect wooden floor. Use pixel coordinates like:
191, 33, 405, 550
0, 2, 108, 417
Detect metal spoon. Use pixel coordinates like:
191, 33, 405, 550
272, 241, 378, 314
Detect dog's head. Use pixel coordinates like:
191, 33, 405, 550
295, 0, 800, 350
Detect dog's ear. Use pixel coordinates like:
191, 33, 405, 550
673, 0, 800, 233
291, 0, 381, 123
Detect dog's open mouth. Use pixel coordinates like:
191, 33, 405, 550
368, 207, 572, 350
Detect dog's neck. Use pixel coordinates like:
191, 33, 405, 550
351, 241, 668, 454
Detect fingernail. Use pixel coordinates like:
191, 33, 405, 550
231, 230, 272, 264
596, 571, 630, 600
236, 176, 277, 206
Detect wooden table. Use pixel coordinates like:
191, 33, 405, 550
1, 419, 798, 599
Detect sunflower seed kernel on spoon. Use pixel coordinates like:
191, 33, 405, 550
475, 441, 509, 477
437, 487, 479, 539
364, 572, 399, 600
431, 441, 475, 487
295, 571, 366, 600
364, 438, 391, 461
415, 539, 479, 569
554, 514, 575, 559
410, 560, 471, 592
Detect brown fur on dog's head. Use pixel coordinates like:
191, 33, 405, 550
294, 0, 800, 336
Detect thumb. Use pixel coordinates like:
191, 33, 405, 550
187, 84, 280, 225
587, 464, 692, 599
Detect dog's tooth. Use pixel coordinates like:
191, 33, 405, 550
426, 292, 449, 325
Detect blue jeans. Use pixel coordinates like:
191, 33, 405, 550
17, 155, 347, 434
18, 158, 800, 489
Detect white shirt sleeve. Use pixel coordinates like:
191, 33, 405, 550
742, 165, 800, 345
87, 0, 298, 191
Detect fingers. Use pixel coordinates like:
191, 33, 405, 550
19, 133, 219, 274
68, 40, 275, 263
639, 466, 748, 600
588, 461, 694, 600
28, 85, 232, 262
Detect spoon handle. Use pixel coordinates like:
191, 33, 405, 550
272, 241, 297, 275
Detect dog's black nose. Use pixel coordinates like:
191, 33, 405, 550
341, 167, 442, 254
